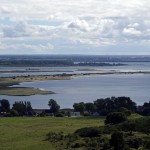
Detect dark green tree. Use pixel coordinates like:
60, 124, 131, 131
142, 101, 150, 116
0, 99, 10, 113
48, 99, 60, 115
94, 97, 136, 115
12, 101, 26, 116
12, 101, 33, 116
105, 112, 127, 125
25, 101, 33, 115
115, 97, 136, 112
73, 102, 85, 114
85, 103, 95, 113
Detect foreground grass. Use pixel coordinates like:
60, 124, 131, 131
0, 117, 104, 150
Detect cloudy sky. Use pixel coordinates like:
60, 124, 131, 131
0, 0, 150, 55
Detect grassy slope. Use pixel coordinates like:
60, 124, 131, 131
0, 117, 104, 150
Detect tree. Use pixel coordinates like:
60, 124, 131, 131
73, 102, 85, 114
115, 97, 136, 112
12, 101, 33, 116
94, 97, 137, 115
142, 101, 150, 116
105, 112, 127, 125
85, 103, 95, 113
25, 101, 33, 115
48, 99, 60, 115
12, 101, 26, 116
0, 99, 10, 113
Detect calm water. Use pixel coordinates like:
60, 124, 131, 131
0, 74, 150, 109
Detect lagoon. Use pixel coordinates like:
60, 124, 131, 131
0, 74, 150, 109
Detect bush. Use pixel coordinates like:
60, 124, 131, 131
119, 107, 131, 116
75, 127, 101, 137
10, 109, 19, 116
46, 132, 64, 142
83, 112, 90, 116
38, 112, 46, 117
55, 113, 64, 117
110, 132, 126, 150
143, 138, 150, 149
120, 117, 150, 133
105, 112, 127, 125
3, 113, 12, 117
121, 120, 136, 134
71, 140, 85, 148
103, 125, 119, 134
126, 136, 143, 149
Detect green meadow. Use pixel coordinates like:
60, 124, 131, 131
0, 117, 104, 150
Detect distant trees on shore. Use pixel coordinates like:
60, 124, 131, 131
0, 97, 149, 117
48, 99, 60, 115
0, 99, 10, 113
12, 101, 33, 116
73, 96, 136, 116
0, 100, 33, 116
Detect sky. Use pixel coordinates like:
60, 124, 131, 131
0, 0, 150, 55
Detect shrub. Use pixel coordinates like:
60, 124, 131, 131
38, 112, 46, 117
126, 136, 143, 149
83, 112, 90, 116
75, 127, 101, 137
110, 132, 126, 150
121, 120, 136, 135
71, 140, 85, 148
4, 113, 12, 117
55, 113, 64, 117
143, 138, 150, 149
105, 112, 127, 125
46, 132, 64, 142
119, 107, 131, 116
120, 117, 150, 133
103, 125, 119, 134
10, 109, 19, 116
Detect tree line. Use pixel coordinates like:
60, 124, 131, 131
0, 99, 33, 116
0, 96, 150, 117
73, 97, 137, 115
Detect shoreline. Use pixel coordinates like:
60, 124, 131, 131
0, 71, 150, 96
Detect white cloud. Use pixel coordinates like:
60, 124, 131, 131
68, 19, 90, 32
123, 28, 142, 36
0, 0, 150, 54
128, 23, 139, 28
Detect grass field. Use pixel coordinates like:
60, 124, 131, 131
0, 117, 104, 150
